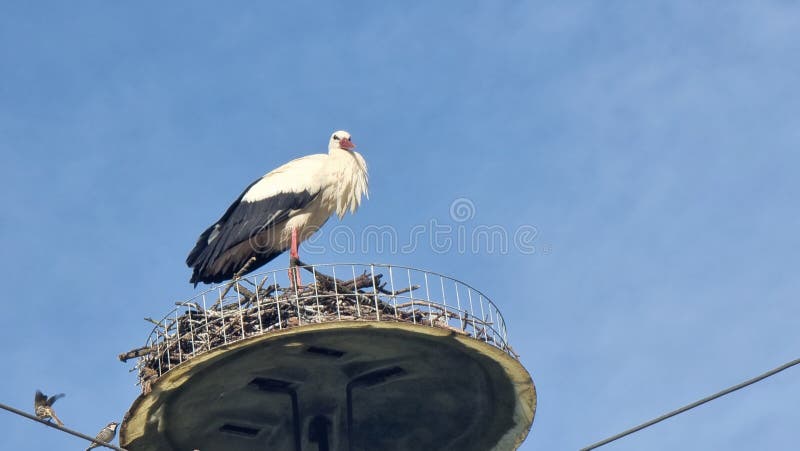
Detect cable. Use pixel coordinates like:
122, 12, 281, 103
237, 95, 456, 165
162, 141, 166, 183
0, 401, 126, 451
580, 356, 800, 450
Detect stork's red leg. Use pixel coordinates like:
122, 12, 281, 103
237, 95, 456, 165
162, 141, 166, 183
288, 227, 302, 287
290, 227, 299, 260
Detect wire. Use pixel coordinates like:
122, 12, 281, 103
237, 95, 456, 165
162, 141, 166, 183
0, 401, 126, 451
580, 356, 800, 451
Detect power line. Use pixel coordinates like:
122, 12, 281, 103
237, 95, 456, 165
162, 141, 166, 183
0, 401, 126, 451
581, 356, 800, 451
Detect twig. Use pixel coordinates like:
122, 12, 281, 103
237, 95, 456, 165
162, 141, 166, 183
214, 256, 258, 306
118, 346, 151, 362
143, 317, 163, 327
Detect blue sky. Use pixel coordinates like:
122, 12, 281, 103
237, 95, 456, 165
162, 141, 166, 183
2, 1, 799, 450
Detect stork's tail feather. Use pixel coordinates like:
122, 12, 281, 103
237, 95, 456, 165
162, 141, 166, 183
186, 224, 216, 268
189, 269, 203, 287
51, 412, 64, 427
187, 224, 221, 287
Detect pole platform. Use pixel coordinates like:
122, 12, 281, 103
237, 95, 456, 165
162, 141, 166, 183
120, 321, 535, 451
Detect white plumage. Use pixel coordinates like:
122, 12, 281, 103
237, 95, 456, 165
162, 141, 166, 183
187, 130, 368, 286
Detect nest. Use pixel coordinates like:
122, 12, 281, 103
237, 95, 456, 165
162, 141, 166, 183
120, 266, 508, 394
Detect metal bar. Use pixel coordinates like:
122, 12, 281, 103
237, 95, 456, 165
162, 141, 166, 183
201, 293, 210, 350
332, 265, 342, 321
424, 272, 433, 326
351, 265, 361, 318
255, 276, 264, 333
408, 269, 416, 324
293, 269, 302, 325
235, 282, 246, 339
175, 310, 182, 363
440, 276, 449, 328
478, 294, 494, 341
370, 264, 380, 321
163, 318, 171, 371
156, 341, 162, 376
499, 311, 508, 346
273, 270, 283, 329
218, 287, 227, 344
454, 281, 465, 330
467, 288, 477, 337
186, 304, 196, 356
388, 265, 398, 321
313, 265, 322, 323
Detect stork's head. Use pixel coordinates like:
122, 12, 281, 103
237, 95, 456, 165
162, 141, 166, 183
329, 130, 355, 152
107, 422, 119, 430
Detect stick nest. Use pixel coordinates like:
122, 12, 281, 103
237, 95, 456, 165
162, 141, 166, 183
120, 267, 509, 394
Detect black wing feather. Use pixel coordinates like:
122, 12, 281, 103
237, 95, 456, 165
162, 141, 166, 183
34, 390, 46, 407
186, 178, 260, 267
186, 182, 320, 285
47, 393, 65, 406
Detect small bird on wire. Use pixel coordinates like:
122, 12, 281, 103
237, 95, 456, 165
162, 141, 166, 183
34, 390, 65, 426
86, 422, 119, 451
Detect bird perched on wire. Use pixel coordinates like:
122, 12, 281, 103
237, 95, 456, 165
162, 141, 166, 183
34, 390, 65, 426
187, 130, 369, 287
86, 422, 119, 451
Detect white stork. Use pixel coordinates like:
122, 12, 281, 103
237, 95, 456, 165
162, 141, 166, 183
186, 130, 368, 286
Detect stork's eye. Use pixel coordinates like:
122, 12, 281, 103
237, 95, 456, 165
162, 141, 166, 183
333, 136, 340, 140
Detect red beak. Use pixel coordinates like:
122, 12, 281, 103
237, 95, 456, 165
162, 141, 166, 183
340, 137, 355, 150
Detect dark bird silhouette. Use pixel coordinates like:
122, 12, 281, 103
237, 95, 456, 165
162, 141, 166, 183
34, 390, 65, 426
86, 422, 119, 451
